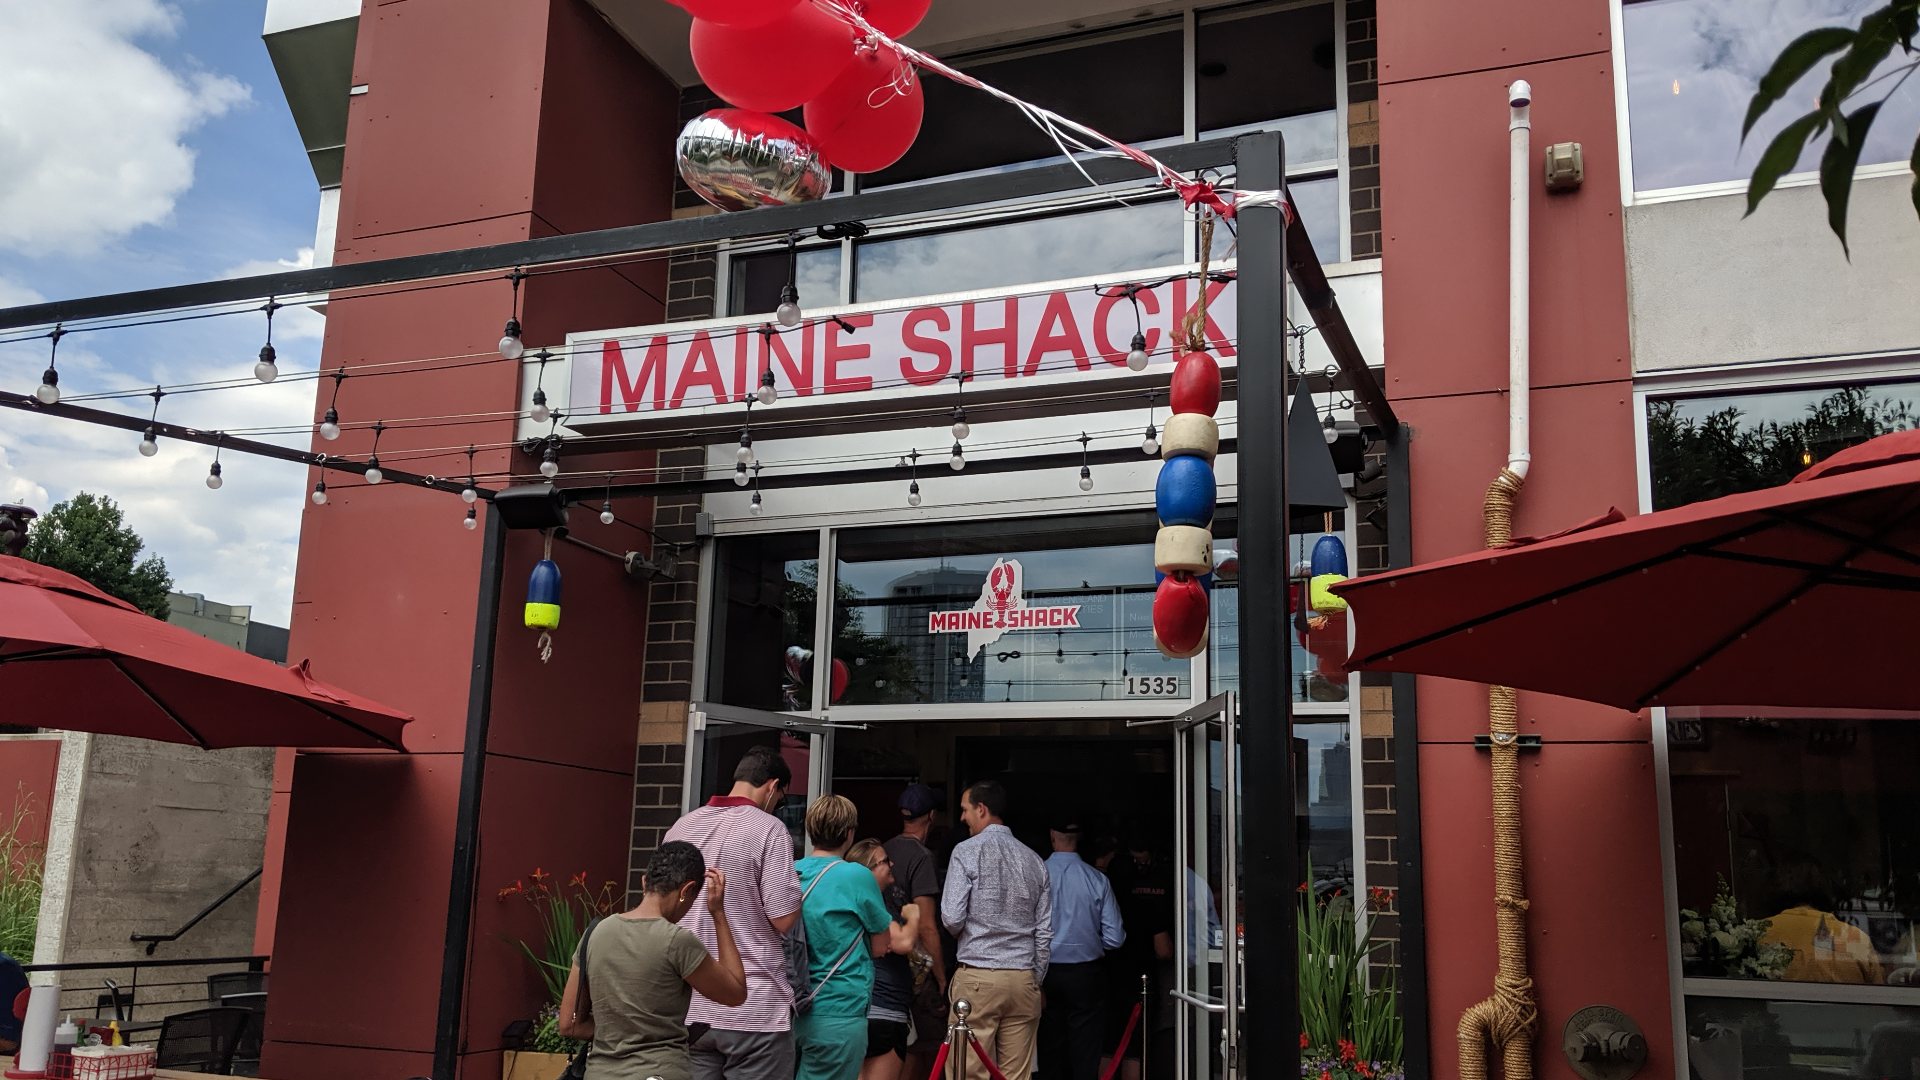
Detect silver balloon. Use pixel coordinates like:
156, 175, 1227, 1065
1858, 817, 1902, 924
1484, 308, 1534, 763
677, 109, 832, 213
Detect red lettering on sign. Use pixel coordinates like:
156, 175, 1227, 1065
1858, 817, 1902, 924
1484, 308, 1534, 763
601, 338, 667, 413
962, 298, 1018, 379
761, 325, 813, 396
825, 314, 874, 394
671, 331, 730, 409
731, 328, 749, 403
1170, 278, 1236, 357
900, 307, 951, 385
1024, 291, 1090, 376
1093, 287, 1162, 367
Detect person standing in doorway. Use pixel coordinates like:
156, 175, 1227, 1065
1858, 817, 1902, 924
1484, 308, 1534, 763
664, 745, 804, 1080
885, 783, 949, 1080
847, 838, 919, 1080
795, 796, 917, 1080
941, 779, 1051, 1080
1040, 818, 1124, 1080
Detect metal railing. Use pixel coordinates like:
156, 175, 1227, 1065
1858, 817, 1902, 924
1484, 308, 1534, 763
129, 868, 264, 955
22, 955, 268, 1042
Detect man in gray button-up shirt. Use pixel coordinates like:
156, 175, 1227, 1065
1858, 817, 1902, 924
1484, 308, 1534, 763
942, 780, 1051, 1080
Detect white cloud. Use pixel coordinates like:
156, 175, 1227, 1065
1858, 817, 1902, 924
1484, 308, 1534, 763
224, 248, 326, 342
0, 0, 251, 255
0, 279, 44, 308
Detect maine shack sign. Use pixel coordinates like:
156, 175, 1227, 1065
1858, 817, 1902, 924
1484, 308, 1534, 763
554, 268, 1239, 440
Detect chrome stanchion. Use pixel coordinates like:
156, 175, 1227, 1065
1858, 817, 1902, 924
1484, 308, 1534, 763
1139, 974, 1149, 1080
951, 999, 973, 1080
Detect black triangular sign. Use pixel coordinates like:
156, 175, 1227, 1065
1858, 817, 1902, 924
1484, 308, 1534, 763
1288, 379, 1347, 513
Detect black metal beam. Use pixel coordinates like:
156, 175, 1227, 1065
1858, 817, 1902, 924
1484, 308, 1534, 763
1385, 424, 1430, 1080
0, 391, 498, 500
1235, 130, 1299, 1080
433, 500, 508, 1080
0, 137, 1245, 332
1285, 215, 1399, 432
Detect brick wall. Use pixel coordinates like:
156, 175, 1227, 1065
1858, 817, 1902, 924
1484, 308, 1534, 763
1347, 0, 1382, 260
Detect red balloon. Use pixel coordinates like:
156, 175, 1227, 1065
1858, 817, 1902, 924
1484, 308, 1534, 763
691, 7, 856, 114
1169, 350, 1221, 417
830, 658, 851, 703
1152, 573, 1209, 656
679, 0, 800, 29
804, 45, 924, 173
850, 0, 930, 36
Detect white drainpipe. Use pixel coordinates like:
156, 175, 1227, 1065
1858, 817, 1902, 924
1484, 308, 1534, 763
1507, 80, 1532, 480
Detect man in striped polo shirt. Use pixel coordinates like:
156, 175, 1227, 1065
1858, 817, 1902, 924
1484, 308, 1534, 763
666, 745, 804, 1080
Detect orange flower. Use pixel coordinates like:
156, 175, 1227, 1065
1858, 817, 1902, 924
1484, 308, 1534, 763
1300, 1033, 1309, 1050
570, 871, 589, 888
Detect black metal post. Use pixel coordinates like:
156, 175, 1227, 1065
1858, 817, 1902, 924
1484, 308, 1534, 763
1235, 130, 1298, 1080
434, 502, 509, 1080
1385, 425, 1430, 1080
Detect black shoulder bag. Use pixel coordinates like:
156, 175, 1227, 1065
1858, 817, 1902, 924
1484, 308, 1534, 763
563, 917, 604, 1080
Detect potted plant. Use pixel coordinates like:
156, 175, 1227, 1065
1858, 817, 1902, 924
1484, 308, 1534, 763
1298, 872, 1404, 1080
1679, 874, 1792, 980
500, 869, 622, 1080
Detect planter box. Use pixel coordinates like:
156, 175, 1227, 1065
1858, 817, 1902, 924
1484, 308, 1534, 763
503, 1050, 574, 1080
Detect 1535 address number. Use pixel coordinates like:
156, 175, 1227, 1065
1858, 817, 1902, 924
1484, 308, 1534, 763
1124, 676, 1182, 697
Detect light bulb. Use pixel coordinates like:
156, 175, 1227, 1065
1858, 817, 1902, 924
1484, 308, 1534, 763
539, 447, 560, 478
736, 435, 754, 464
1322, 415, 1339, 444
311, 480, 327, 505
775, 284, 802, 328
1126, 332, 1149, 372
756, 370, 778, 406
499, 318, 524, 360
206, 461, 224, 490
1142, 424, 1159, 455
949, 441, 965, 471
320, 408, 340, 441
530, 388, 549, 424
600, 499, 615, 526
951, 407, 969, 441
365, 459, 382, 484
908, 480, 922, 507
1078, 464, 1094, 491
463, 507, 478, 530
254, 343, 278, 383
749, 492, 764, 515
461, 485, 477, 504
138, 428, 158, 457
34, 370, 59, 405
734, 462, 749, 487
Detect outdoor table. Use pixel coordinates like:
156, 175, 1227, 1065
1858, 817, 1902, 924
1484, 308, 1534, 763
0, 1053, 236, 1077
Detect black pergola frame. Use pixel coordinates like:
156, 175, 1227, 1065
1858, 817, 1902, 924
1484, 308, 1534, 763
0, 128, 1426, 1080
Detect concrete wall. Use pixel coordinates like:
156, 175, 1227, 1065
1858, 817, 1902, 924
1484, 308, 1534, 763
1625, 174, 1920, 372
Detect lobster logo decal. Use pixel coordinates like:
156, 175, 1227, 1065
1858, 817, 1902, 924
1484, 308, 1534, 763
926, 558, 1083, 655
987, 560, 1018, 626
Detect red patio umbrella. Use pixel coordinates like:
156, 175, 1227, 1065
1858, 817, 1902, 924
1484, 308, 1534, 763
0, 555, 411, 749
1333, 430, 1920, 712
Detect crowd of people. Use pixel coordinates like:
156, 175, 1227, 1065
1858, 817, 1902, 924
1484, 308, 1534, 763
557, 745, 1189, 1080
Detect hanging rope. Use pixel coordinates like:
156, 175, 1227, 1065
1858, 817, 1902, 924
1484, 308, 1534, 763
1180, 214, 1217, 354
1458, 466, 1537, 1080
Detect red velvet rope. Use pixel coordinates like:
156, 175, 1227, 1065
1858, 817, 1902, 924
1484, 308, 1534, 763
924, 1039, 951, 1080
969, 1036, 1012, 1080
1098, 1003, 1144, 1080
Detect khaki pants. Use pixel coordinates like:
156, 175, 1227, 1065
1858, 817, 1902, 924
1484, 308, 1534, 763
948, 966, 1042, 1080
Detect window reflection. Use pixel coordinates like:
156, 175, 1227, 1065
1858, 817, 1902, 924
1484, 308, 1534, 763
729, 246, 842, 317
706, 532, 821, 710
1195, 2, 1338, 136
1668, 714, 1920, 986
1201, 174, 1343, 264
1296, 722, 1355, 893
1686, 996, 1920, 1080
1208, 524, 1351, 703
854, 199, 1186, 303
831, 515, 1189, 704
1624, 0, 1920, 191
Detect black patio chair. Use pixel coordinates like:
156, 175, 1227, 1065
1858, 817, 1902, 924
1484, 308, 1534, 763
156, 1006, 251, 1075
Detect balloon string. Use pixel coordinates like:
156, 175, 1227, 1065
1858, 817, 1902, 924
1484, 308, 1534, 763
811, 0, 1294, 226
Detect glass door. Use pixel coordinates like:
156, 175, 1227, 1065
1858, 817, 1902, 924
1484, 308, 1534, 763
1133, 693, 1240, 1080
686, 701, 835, 858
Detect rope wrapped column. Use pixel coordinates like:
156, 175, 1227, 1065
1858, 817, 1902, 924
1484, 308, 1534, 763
1458, 467, 1538, 1080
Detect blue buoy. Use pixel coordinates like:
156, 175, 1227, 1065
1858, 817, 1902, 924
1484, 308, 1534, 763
525, 558, 562, 629
1155, 455, 1216, 528
1310, 534, 1349, 577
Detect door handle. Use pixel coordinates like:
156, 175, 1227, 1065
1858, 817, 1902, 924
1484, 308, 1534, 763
1168, 989, 1227, 1014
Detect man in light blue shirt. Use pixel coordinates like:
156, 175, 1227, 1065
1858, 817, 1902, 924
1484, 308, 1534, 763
1040, 818, 1125, 1080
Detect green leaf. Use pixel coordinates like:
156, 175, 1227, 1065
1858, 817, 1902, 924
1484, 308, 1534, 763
1746, 109, 1824, 216
1744, 27, 1855, 140
1820, 99, 1883, 255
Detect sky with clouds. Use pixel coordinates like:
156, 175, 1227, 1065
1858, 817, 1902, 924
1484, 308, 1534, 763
0, 0, 322, 625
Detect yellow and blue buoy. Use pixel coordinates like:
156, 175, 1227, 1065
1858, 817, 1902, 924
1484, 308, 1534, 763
525, 558, 562, 629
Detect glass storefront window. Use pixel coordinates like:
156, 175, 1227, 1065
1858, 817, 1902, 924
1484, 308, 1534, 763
1194, 2, 1337, 139
705, 532, 821, 710
1685, 996, 1920, 1080
1296, 721, 1355, 893
1648, 380, 1920, 509
728, 246, 843, 317
1668, 714, 1920, 986
1208, 524, 1352, 703
1623, 0, 1920, 192
830, 513, 1189, 705
853, 199, 1186, 303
